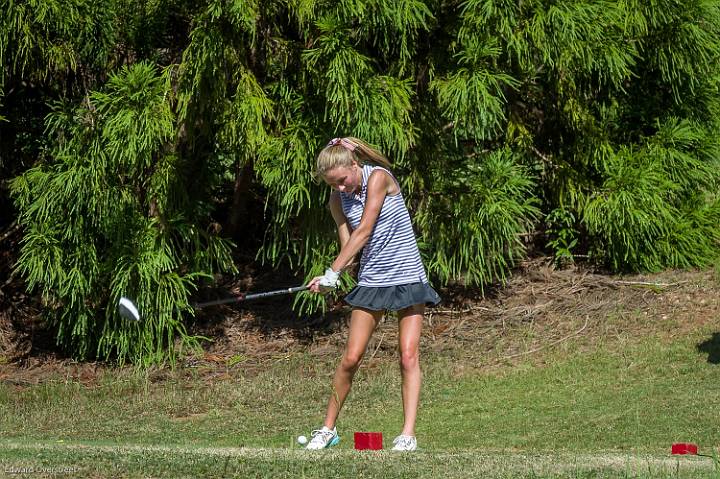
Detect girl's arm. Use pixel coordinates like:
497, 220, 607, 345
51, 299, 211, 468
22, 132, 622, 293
329, 191, 352, 253
308, 170, 394, 292
329, 169, 391, 272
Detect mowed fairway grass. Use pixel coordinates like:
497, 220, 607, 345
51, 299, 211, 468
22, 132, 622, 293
1, 321, 719, 478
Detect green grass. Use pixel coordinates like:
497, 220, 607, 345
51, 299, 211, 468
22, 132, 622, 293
1, 443, 716, 478
1, 326, 719, 477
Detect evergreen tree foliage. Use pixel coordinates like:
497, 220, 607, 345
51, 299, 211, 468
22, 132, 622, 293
2, 0, 720, 362
10, 63, 235, 363
451, 0, 720, 269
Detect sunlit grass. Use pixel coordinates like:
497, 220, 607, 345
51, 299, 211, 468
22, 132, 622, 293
1, 320, 719, 477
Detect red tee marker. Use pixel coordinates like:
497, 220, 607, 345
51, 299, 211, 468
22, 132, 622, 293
354, 432, 383, 450
671, 443, 698, 455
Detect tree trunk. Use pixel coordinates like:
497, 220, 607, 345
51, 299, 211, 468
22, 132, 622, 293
225, 158, 254, 239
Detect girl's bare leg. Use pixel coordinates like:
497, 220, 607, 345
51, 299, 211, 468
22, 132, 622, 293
323, 307, 383, 428
397, 303, 424, 436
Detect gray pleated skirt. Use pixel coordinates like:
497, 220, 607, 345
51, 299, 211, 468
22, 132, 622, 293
345, 282, 441, 311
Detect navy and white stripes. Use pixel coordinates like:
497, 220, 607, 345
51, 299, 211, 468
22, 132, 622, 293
340, 165, 428, 287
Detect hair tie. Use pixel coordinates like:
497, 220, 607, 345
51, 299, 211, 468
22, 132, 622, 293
327, 137, 358, 151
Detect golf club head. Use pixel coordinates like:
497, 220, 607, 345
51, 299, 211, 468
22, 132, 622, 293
118, 297, 141, 321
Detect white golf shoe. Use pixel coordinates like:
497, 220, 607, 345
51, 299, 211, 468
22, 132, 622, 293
391, 434, 417, 451
305, 426, 340, 450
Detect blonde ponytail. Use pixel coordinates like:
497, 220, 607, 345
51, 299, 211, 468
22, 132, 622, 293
346, 137, 392, 169
315, 137, 392, 180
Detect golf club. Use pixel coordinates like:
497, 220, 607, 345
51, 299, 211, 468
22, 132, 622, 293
118, 285, 310, 322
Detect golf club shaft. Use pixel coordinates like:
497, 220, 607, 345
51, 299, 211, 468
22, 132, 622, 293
191, 285, 310, 309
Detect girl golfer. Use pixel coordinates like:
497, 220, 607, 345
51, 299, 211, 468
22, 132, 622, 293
306, 137, 440, 451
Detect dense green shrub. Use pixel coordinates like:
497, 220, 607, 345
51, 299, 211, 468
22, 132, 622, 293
10, 63, 235, 363
3, 0, 719, 362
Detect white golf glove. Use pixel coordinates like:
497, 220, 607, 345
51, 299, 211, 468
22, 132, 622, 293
318, 268, 341, 290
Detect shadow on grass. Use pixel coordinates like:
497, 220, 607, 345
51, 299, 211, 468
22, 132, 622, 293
697, 333, 720, 364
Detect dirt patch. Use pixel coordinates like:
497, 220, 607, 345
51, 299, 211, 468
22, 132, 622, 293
423, 260, 720, 367
2, 256, 720, 386
127, 260, 720, 378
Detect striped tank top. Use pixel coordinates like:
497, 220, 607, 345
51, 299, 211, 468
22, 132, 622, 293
340, 164, 428, 287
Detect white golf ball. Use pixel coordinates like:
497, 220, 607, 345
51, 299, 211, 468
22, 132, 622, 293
297, 435, 308, 445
